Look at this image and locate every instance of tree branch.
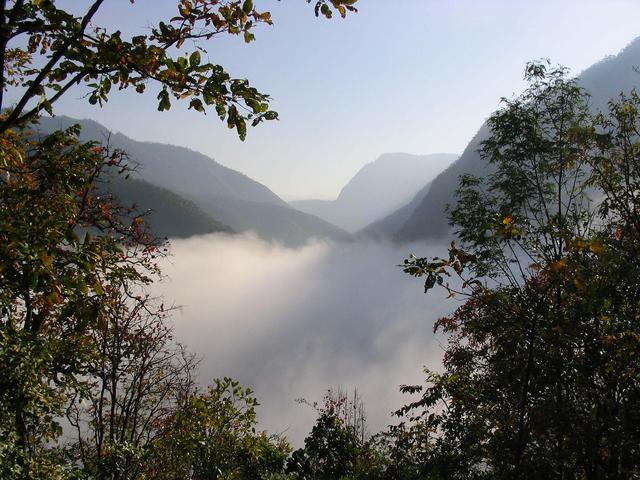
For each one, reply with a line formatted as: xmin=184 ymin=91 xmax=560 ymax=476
xmin=0 ymin=0 xmax=104 ymax=131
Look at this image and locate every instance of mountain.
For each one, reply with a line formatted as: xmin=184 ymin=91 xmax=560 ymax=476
xmin=290 ymin=153 xmax=458 ymax=232
xmin=37 ymin=116 xmax=284 ymax=206
xmin=191 ymin=193 xmax=349 ymax=245
xmin=358 ymin=151 xmax=476 ymax=240
xmin=375 ymin=37 xmax=640 ymax=243
xmin=106 ymin=177 xmax=233 ymax=239
xmin=35 ymin=116 xmax=350 ymax=245
xmin=365 ymin=126 xmax=489 ymax=241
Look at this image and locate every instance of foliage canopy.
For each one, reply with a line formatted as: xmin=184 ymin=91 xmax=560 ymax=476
xmin=401 ymin=62 xmax=640 ymax=479
xmin=0 ymin=0 xmax=357 ymax=138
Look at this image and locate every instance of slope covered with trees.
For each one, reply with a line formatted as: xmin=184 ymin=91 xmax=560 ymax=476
xmin=37 ymin=117 xmax=350 ymax=246
xmin=377 ymin=37 xmax=640 ymax=243
xmin=105 ymin=176 xmax=234 ymax=239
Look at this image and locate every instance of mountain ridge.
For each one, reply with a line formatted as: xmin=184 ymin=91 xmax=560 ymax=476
xmin=35 ymin=116 xmax=350 ymax=246
xmin=375 ymin=37 xmax=640 ymax=243
xmin=291 ymin=152 xmax=458 ymax=232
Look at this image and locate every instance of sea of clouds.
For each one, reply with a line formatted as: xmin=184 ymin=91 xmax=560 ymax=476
xmin=155 ymin=233 xmax=457 ymax=445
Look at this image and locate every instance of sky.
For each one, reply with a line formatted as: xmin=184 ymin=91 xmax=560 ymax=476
xmin=48 ymin=0 xmax=640 ymax=200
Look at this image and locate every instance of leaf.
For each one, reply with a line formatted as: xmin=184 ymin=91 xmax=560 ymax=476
xmin=264 ymin=111 xmax=278 ymax=121
xmin=93 ymin=279 xmax=104 ymax=296
xmin=189 ymin=50 xmax=201 ymax=67
xmin=41 ymin=254 xmax=53 ymax=268
xmin=157 ymin=89 xmax=171 ymax=111
xmin=189 ymin=98 xmax=205 ymax=112
xmin=549 ymin=259 xmax=567 ymax=272
xmin=589 ymin=241 xmax=604 ymax=254
xmin=102 ymin=77 xmax=112 ymax=93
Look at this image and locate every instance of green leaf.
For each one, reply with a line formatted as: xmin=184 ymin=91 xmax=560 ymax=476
xmin=189 ymin=50 xmax=201 ymax=68
xmin=102 ymin=77 xmax=112 ymax=94
xmin=264 ymin=111 xmax=278 ymax=121
xmin=157 ymin=89 xmax=171 ymax=111
xmin=243 ymin=31 xmax=255 ymax=43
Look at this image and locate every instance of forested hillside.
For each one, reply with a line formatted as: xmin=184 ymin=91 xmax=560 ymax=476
xmin=36 ymin=117 xmax=350 ymax=246
xmin=105 ymin=177 xmax=233 ymax=239
xmin=385 ymin=38 xmax=640 ymax=242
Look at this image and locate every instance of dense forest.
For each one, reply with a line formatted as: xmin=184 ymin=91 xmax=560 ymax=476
xmin=1 ymin=1 xmax=640 ymax=479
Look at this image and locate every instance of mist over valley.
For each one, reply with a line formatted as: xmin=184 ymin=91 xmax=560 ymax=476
xmin=157 ymin=233 xmax=451 ymax=444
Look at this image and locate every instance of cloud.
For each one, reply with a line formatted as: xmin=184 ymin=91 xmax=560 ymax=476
xmin=155 ymin=233 xmax=456 ymax=445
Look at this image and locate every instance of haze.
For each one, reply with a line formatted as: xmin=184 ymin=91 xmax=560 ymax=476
xmin=156 ymin=233 xmax=453 ymax=444
xmin=49 ymin=0 xmax=640 ymax=200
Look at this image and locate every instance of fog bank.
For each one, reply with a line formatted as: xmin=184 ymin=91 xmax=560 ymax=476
xmin=156 ymin=233 xmax=455 ymax=444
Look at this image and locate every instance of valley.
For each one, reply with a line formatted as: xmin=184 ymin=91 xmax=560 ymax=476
xmin=4 ymin=2 xmax=640 ymax=476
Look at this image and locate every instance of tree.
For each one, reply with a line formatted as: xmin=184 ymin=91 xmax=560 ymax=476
xmin=0 ymin=2 xmax=359 ymax=477
xmin=0 ymin=0 xmax=357 ymax=138
xmin=66 ymin=291 xmax=198 ymax=480
xmin=0 ymin=126 xmax=163 ymax=478
xmin=287 ymin=389 xmax=383 ymax=480
xmin=157 ymin=377 xmax=291 ymax=480
xmin=400 ymin=63 xmax=640 ymax=478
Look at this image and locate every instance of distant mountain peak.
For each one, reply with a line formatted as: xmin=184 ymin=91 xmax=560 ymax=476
xmin=291 ymin=152 xmax=458 ymax=232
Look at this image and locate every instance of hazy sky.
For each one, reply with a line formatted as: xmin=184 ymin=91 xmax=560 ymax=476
xmin=50 ymin=0 xmax=640 ymax=200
